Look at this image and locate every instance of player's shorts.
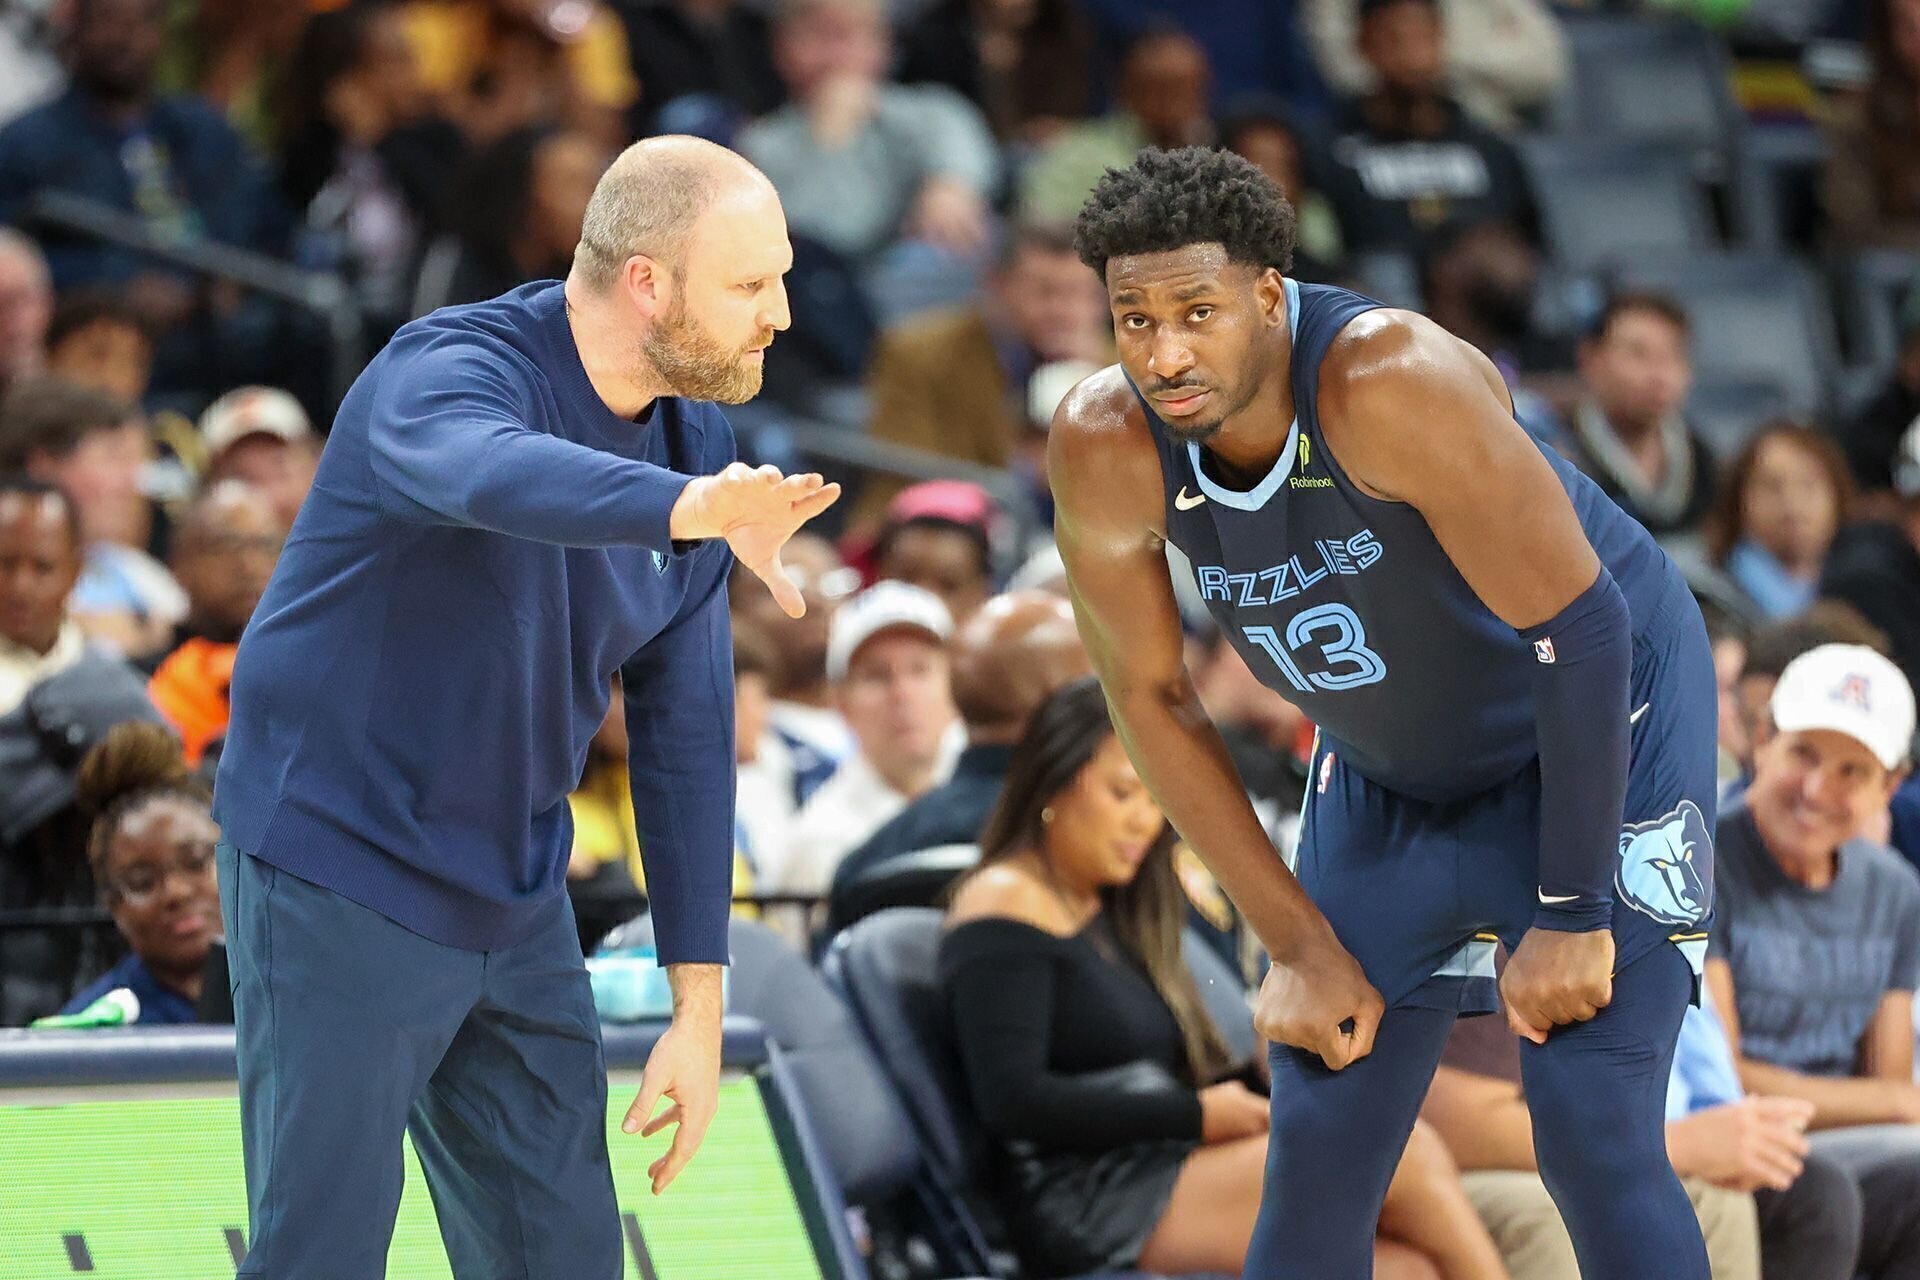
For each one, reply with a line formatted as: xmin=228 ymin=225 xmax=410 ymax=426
xmin=1289 ymin=571 xmax=1716 ymax=1012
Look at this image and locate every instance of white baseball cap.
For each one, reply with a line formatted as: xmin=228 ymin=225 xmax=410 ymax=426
xmin=1770 ymin=643 xmax=1916 ymax=771
xmin=826 ymin=581 xmax=953 ymax=682
xmin=199 ymin=386 xmax=313 ymax=459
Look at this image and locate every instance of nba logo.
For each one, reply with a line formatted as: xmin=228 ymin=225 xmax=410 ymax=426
xmin=1834 ymin=674 xmax=1872 ymax=711
xmin=1317 ymin=751 xmax=1335 ymax=794
xmin=1533 ymin=638 xmax=1556 ymax=664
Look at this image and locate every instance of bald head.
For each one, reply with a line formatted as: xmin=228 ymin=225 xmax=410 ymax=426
xmin=950 ymin=591 xmax=1091 ymax=744
xmin=573 ymin=136 xmax=775 ymax=291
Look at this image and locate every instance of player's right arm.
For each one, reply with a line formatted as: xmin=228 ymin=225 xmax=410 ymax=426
xmin=1048 ymin=371 xmax=1384 ymax=1069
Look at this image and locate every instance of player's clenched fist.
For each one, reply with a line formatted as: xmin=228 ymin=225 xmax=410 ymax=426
xmin=669 ymin=462 xmax=840 ymax=618
xmin=1501 ymin=926 xmax=1614 ymax=1044
xmin=1255 ymin=927 xmax=1386 ymax=1071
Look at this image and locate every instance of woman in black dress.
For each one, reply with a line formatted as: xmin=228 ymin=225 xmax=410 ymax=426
xmin=941 ymin=677 xmax=1507 ymax=1279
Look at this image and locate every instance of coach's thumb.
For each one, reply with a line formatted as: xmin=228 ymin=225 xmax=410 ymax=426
xmin=752 ymin=553 xmax=806 ymax=619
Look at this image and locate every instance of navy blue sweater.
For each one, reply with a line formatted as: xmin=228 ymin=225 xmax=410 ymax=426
xmin=214 ymin=282 xmax=736 ymax=963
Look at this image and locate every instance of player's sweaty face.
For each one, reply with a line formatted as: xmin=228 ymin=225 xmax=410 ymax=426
xmin=1106 ymin=246 xmax=1278 ymax=441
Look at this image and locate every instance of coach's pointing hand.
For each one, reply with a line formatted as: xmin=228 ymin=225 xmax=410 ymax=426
xmin=1501 ymin=926 xmax=1614 ymax=1045
xmin=671 ymin=463 xmax=841 ymax=618
xmin=1255 ymin=924 xmax=1385 ymax=1071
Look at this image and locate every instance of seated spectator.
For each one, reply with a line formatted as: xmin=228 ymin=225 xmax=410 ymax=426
xmin=851 ymin=223 xmax=1108 ymax=527
xmin=740 ymin=0 xmax=998 ymax=265
xmin=1305 ymin=0 xmax=1567 ymax=134
xmin=411 ymin=123 xmax=609 ymax=312
xmin=730 ymin=532 xmax=858 ymax=858
xmin=941 ymin=677 xmax=1506 ymax=1279
xmin=43 ymin=291 xmax=154 ymax=406
xmin=0 ymin=228 xmax=49 ymax=394
xmin=1073 ymin=0 xmax=1327 ymax=118
xmin=869 ymin=481 xmax=1001 ymax=623
xmin=897 ymin=0 xmax=1095 ymax=143
xmin=0 ymin=0 xmax=285 ymax=369
xmin=1824 ymin=0 xmax=1920 ymax=250
xmin=1825 ymin=417 xmax=1920 ymax=690
xmin=198 ymin=385 xmax=321 ymax=530
xmin=0 ymin=475 xmax=85 ymax=717
xmin=1423 ymin=996 xmax=1856 ymax=1279
xmin=1019 ymin=26 xmax=1214 ymax=225
xmin=776 ymin=581 xmax=958 ymax=897
xmin=155 ymin=0 xmax=309 ymax=151
xmin=145 ymin=480 xmax=283 ymax=768
xmin=1837 ymin=286 xmax=1920 ymax=495
xmin=1726 ymin=602 xmax=1893 ymax=797
xmin=399 ymin=0 xmax=636 ymax=148
xmin=277 ymin=0 xmax=465 ymax=334
xmin=831 ymin=589 xmax=1088 ymax=902
xmin=1703 ymin=423 xmax=1857 ymax=621
xmin=1420 ymin=220 xmax=1571 ymax=444
xmin=616 ymin=0 xmax=780 ymax=138
xmin=1318 ymin=0 xmax=1535 ymax=256
xmin=1708 ymin=643 xmax=1920 ymax=1278
xmin=1557 ymin=292 xmax=1716 ymax=536
xmin=57 ymin=720 xmax=219 ymax=1024
xmin=0 ymin=477 xmax=162 ymax=1023
xmin=1222 ymin=97 xmax=1345 ymax=283
xmin=0 ymin=376 xmax=185 ymax=658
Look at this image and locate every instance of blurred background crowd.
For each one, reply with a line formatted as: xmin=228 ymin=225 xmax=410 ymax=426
xmin=3 ymin=0 xmax=1920 ymax=1277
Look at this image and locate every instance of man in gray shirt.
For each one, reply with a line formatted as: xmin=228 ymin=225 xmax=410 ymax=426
xmin=1709 ymin=642 xmax=1920 ymax=1278
xmin=740 ymin=0 xmax=998 ymax=268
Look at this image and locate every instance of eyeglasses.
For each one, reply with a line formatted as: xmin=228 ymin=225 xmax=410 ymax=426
xmin=109 ymin=841 xmax=216 ymax=907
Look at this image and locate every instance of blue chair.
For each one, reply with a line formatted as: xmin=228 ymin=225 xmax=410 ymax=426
xmin=824 ymin=907 xmax=1234 ymax=1280
xmin=1521 ymin=138 xmax=1717 ymax=273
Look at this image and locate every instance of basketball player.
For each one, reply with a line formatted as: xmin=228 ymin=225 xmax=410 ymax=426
xmin=1051 ymin=146 xmax=1717 ymax=1277
xmin=214 ymin=138 xmax=836 ymax=1277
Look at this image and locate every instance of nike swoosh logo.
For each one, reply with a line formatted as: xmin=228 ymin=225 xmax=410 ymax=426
xmin=1538 ymin=891 xmax=1580 ymax=905
xmin=1630 ymin=702 xmax=1650 ymax=725
xmin=1174 ymin=487 xmax=1207 ymax=510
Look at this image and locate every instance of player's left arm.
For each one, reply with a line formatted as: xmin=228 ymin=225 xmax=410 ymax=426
xmin=1321 ymin=314 xmax=1628 ymax=1043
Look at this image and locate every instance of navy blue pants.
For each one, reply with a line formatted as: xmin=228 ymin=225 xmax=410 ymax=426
xmin=216 ymin=842 xmax=624 ymax=1279
xmin=1247 ymin=582 xmax=1718 ymax=1277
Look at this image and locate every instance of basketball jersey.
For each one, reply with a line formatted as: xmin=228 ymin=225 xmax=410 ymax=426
xmin=1140 ymin=279 xmax=1682 ymax=804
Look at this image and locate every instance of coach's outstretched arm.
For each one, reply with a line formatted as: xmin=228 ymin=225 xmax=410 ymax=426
xmin=1049 ymin=373 xmax=1385 ymax=1072
xmin=1318 ymin=312 xmax=1627 ymax=1046
xmin=368 ymin=340 xmax=837 ymax=614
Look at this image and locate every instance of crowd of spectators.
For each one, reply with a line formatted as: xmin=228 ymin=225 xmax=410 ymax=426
xmin=2 ymin=1 xmax=1919 ymax=1278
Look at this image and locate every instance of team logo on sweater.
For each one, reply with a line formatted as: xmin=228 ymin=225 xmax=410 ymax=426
xmin=652 ymin=550 xmax=669 ymax=575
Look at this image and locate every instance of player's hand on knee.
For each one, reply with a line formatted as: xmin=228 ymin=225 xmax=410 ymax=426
xmin=1255 ymin=929 xmax=1385 ymax=1071
xmin=1499 ymin=926 xmax=1615 ymax=1045
xmin=668 ymin=462 xmax=841 ymax=618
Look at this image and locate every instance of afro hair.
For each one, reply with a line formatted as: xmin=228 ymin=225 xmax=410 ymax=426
xmin=1073 ymin=146 xmax=1297 ymax=281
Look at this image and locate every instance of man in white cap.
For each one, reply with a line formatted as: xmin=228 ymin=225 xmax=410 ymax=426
xmin=1706 ymin=643 xmax=1920 ymax=1278
xmin=774 ymin=579 xmax=958 ymax=898
xmin=198 ymin=384 xmax=319 ymax=530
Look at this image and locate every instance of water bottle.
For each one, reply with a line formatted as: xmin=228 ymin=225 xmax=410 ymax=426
xmin=586 ymin=946 xmax=728 ymax=1023
xmin=32 ymin=987 xmax=140 ymax=1029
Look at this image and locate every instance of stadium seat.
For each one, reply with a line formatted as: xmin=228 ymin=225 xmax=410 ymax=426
xmin=1520 ymin=138 xmax=1717 ymax=274
xmin=824 ymin=907 xmax=1235 ymax=1280
xmin=827 ymin=843 xmax=982 ymax=938
xmin=1834 ymin=248 xmax=1920 ymax=375
xmin=597 ymin=914 xmax=919 ymax=1209
xmin=1549 ymin=14 xmax=1741 ymax=161
xmin=1684 ymin=379 xmax=1793 ymax=466
xmin=1609 ymin=251 xmax=1841 ymax=415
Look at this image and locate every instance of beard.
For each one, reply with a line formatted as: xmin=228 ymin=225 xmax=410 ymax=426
xmin=641 ymin=303 xmax=767 ymax=405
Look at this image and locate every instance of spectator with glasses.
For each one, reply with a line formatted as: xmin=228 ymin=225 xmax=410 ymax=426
xmin=55 ymin=719 xmax=220 ymax=1024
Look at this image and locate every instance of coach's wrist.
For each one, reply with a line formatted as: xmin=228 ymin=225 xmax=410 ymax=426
xmin=666 ymin=475 xmax=710 ymax=542
xmin=665 ymin=962 xmax=724 ymax=1026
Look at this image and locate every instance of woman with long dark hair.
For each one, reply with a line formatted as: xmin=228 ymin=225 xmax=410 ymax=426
xmin=941 ymin=677 xmax=1507 ymax=1279
xmin=1701 ymin=422 xmax=1857 ymax=622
